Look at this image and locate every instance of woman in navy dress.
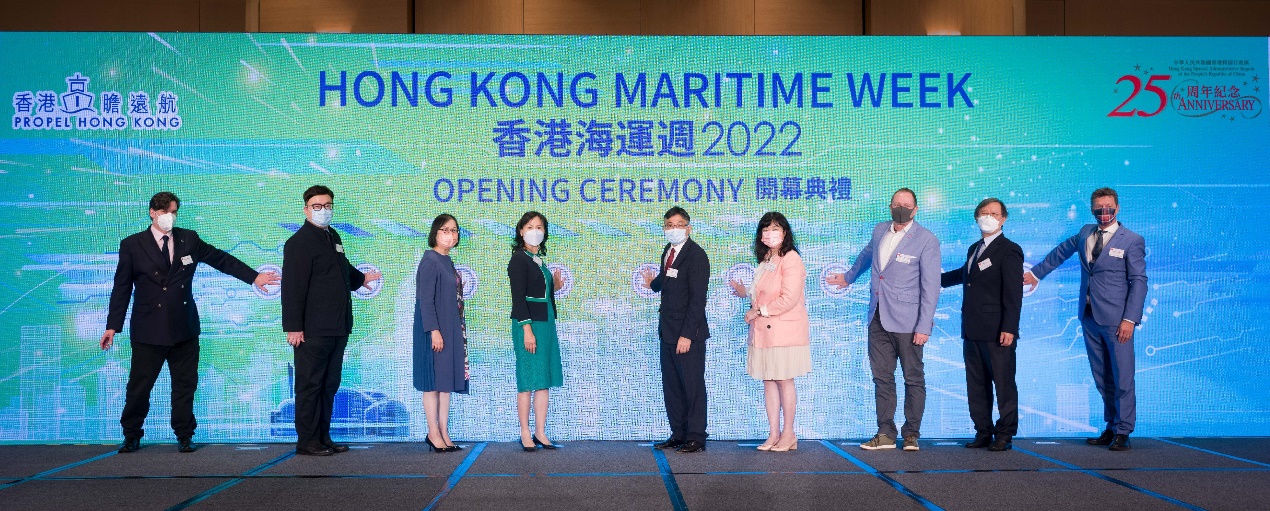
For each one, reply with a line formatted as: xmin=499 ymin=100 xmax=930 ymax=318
xmin=413 ymin=214 xmax=468 ymax=452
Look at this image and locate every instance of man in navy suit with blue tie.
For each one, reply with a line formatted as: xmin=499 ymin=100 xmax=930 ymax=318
xmin=1025 ymin=187 xmax=1147 ymax=451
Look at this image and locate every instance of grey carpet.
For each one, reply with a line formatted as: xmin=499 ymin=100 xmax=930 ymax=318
xmin=187 ymin=478 xmax=447 ymax=511
xmin=439 ymin=475 xmax=670 ymax=511
xmin=0 ymin=444 xmax=116 ymax=479
xmin=660 ymin=440 xmax=861 ymax=474
xmin=1021 ymin=438 xmax=1258 ymax=469
xmin=676 ymin=473 xmax=929 ymax=511
xmin=0 ymin=478 xmax=225 ymax=511
xmin=1096 ymin=469 xmax=1270 ymax=511
xmin=892 ymin=471 xmax=1191 ymax=511
xmin=262 ymin=442 xmax=464 ymax=476
xmin=466 ymin=440 xmax=659 ymax=475
xmin=58 ymin=443 xmax=291 ymax=477
xmin=842 ymin=440 xmax=1062 ymax=472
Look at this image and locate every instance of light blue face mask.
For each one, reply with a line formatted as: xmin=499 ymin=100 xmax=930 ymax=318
xmin=311 ymin=208 xmax=333 ymax=228
xmin=664 ymin=228 xmax=687 ymax=245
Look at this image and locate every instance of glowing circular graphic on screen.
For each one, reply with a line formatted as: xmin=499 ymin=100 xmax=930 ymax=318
xmin=253 ymin=264 xmax=282 ymax=299
xmin=547 ymin=263 xmax=573 ymax=298
xmin=632 ymin=263 xmax=660 ymax=298
xmin=819 ymin=262 xmax=851 ymax=299
xmin=456 ymin=265 xmax=479 ymax=300
xmin=353 ymin=263 xmax=382 ymax=299
xmin=725 ymin=263 xmax=756 ymax=294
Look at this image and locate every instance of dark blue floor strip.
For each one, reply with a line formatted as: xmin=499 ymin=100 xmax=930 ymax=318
xmin=650 ymin=446 xmax=689 ymax=511
xmin=1154 ymin=438 xmax=1270 ymax=468
xmin=164 ymin=451 xmax=294 ymax=511
xmin=1014 ymin=446 xmax=1208 ymax=511
xmin=421 ymin=442 xmax=487 ymax=511
xmin=0 ymin=450 xmax=116 ymax=491
xmin=819 ymin=440 xmax=944 ymax=511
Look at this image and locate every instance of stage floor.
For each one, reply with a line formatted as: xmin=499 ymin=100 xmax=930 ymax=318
xmin=1 ymin=437 xmax=1266 ymax=511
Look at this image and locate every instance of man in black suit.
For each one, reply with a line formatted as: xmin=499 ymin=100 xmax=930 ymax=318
xmin=102 ymin=192 xmax=279 ymax=454
xmin=282 ymin=185 xmax=381 ymax=456
xmin=940 ymin=198 xmax=1024 ymax=451
xmin=642 ymin=206 xmax=711 ymax=453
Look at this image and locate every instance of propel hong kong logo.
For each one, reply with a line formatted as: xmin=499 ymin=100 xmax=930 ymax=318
xmin=11 ymin=73 xmax=182 ymax=131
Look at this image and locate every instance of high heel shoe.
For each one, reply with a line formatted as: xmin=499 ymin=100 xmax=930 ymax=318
xmin=770 ymin=439 xmax=798 ymax=452
xmin=756 ymin=436 xmax=778 ymax=451
xmin=424 ymin=437 xmax=446 ymax=453
xmin=532 ymin=435 xmax=558 ymax=450
xmin=520 ymin=434 xmax=538 ymax=452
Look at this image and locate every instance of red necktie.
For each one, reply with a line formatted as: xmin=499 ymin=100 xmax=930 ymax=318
xmin=665 ymin=248 xmax=677 ymax=268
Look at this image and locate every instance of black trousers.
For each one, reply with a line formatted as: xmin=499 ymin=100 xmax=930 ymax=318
xmin=121 ymin=339 xmax=200 ymax=439
xmin=294 ymin=335 xmax=348 ymax=449
xmin=964 ymin=337 xmax=1018 ymax=438
xmin=658 ymin=326 xmax=708 ymax=443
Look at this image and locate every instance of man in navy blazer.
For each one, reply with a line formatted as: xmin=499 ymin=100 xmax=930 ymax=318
xmin=1025 ymin=187 xmax=1147 ymax=451
xmin=941 ymin=198 xmax=1024 ymax=452
xmin=828 ymin=188 xmax=941 ymax=452
xmin=101 ymin=192 xmax=278 ymax=454
xmin=642 ymin=206 xmax=711 ymax=453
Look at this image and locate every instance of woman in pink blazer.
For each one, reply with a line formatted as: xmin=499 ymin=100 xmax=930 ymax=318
xmin=729 ymin=211 xmax=811 ymax=452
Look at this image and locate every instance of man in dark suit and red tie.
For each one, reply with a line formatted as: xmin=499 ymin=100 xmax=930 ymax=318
xmin=941 ymin=198 xmax=1024 ymax=452
xmin=102 ymin=192 xmax=279 ymax=454
xmin=642 ymin=206 xmax=711 ymax=453
xmin=1025 ymin=187 xmax=1147 ymax=451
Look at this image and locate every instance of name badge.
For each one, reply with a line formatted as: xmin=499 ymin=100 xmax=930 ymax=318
xmin=764 ymin=261 xmax=776 ymax=271
xmin=666 ymin=268 xmax=679 ymax=278
xmin=532 ymin=255 xmax=543 ymax=266
xmin=180 ymin=255 xmax=194 ymax=266
xmin=1108 ymin=248 xmax=1125 ymax=259
xmin=895 ymin=253 xmax=915 ymax=264
xmin=977 ymin=259 xmax=992 ymax=271
xmin=335 ymin=244 xmax=345 ymax=253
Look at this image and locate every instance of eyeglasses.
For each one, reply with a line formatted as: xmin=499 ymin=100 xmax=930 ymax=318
xmin=663 ymin=223 xmax=689 ymax=229
xmin=307 ymin=203 xmax=334 ymax=211
xmin=438 ymin=227 xmax=459 ymax=234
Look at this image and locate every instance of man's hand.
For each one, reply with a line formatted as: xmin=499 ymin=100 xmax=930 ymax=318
xmin=675 ymin=336 xmax=692 ymax=354
xmin=1023 ymin=271 xmax=1039 ymax=292
xmin=254 ymin=271 xmax=280 ymax=292
xmin=825 ymin=273 xmax=850 ymax=290
xmin=286 ymin=331 xmax=304 ymax=347
xmin=431 ymin=330 xmax=444 ymax=352
xmin=100 ymin=329 xmax=116 ymax=350
xmin=641 ymin=268 xmax=657 ymax=289
xmin=999 ymin=332 xmax=1015 ymax=347
xmin=362 ymin=270 xmax=383 ymax=290
xmin=1117 ymin=320 xmax=1135 ymax=344
xmin=913 ymin=333 xmax=929 ymax=346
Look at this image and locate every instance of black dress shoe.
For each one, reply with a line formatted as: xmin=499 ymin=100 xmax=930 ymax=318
xmin=1109 ymin=434 xmax=1131 ymax=451
xmin=118 ymin=438 xmax=141 ymax=453
xmin=1086 ymin=429 xmax=1115 ymax=446
xmin=964 ymin=436 xmax=992 ymax=449
xmin=177 ymin=437 xmax=197 ymax=453
xmin=988 ymin=436 xmax=1013 ymax=452
xmin=295 ymin=445 xmax=334 ymax=456
xmin=533 ymin=435 xmax=558 ymax=450
xmin=653 ymin=438 xmax=685 ymax=450
xmin=322 ymin=440 xmax=349 ymax=453
xmin=675 ymin=440 xmax=706 ymax=453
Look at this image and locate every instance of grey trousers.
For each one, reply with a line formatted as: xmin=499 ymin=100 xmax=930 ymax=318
xmin=868 ymin=312 xmax=926 ymax=439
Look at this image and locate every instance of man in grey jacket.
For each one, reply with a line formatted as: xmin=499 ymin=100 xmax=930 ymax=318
xmin=828 ymin=188 xmax=942 ymax=452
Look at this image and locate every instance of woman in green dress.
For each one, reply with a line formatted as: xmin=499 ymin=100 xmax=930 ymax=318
xmin=507 ymin=211 xmax=565 ymax=451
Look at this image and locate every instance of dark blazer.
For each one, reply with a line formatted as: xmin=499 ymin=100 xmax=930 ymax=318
xmin=941 ymin=234 xmax=1024 ymax=341
xmin=107 ymin=227 xmax=258 ymax=346
xmin=281 ymin=221 xmax=366 ymax=337
xmin=650 ymin=238 xmax=710 ymax=342
xmin=507 ymin=250 xmax=556 ymax=324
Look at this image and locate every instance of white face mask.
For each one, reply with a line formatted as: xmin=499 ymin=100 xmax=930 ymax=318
xmin=522 ymin=228 xmax=545 ymax=247
xmin=976 ymin=215 xmax=1001 ymax=234
xmin=761 ymin=231 xmax=783 ymax=249
xmin=155 ymin=212 xmax=175 ymax=233
xmin=664 ymin=228 xmax=687 ymax=245
xmin=311 ymin=208 xmax=332 ymax=228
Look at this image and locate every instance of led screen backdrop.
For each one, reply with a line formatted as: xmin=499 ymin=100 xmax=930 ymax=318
xmin=1 ymin=33 xmax=1267 ymax=443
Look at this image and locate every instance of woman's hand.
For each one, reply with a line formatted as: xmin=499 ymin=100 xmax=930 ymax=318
xmin=431 ymin=330 xmax=444 ymax=352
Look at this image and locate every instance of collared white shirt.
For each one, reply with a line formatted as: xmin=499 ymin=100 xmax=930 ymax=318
xmin=150 ymin=225 xmax=173 ymax=264
xmin=1085 ymin=222 xmax=1119 ymax=263
xmin=666 ymin=239 xmax=687 ymax=267
xmin=878 ymin=222 xmax=912 ymax=272
xmin=966 ymin=230 xmax=1003 ymax=270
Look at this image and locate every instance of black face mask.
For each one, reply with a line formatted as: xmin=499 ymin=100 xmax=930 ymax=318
xmin=1093 ymin=207 xmax=1116 ymax=226
xmin=891 ymin=206 xmax=914 ymax=224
